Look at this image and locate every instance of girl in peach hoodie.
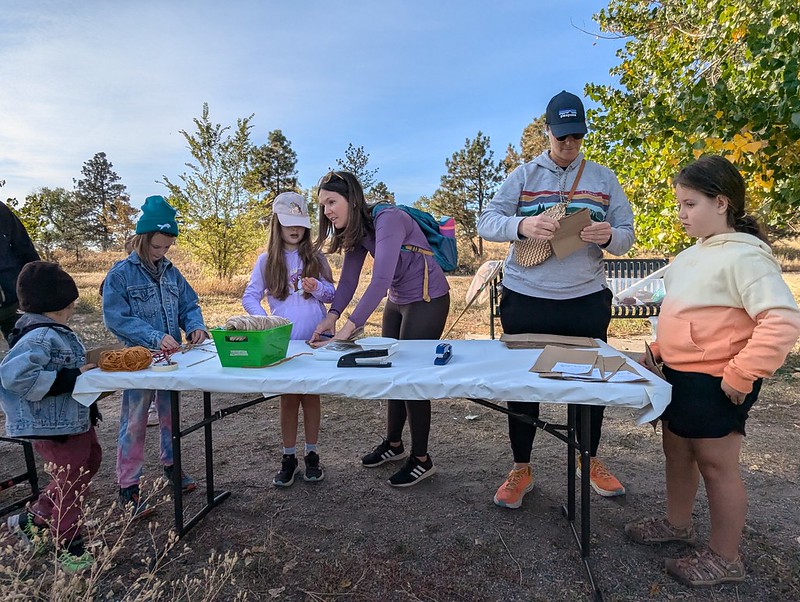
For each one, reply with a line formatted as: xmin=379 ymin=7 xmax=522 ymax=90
xmin=625 ymin=155 xmax=800 ymax=587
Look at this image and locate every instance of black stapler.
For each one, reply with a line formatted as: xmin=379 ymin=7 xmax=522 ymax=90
xmin=337 ymin=348 xmax=392 ymax=368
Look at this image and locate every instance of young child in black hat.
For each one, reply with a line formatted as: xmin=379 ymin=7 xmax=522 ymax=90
xmin=0 ymin=261 xmax=101 ymax=573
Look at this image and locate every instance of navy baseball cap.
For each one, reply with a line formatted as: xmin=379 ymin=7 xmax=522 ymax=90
xmin=545 ymin=91 xmax=588 ymax=138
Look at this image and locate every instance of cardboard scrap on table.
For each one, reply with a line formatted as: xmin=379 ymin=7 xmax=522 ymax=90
xmin=500 ymin=333 xmax=598 ymax=349
xmin=551 ymin=208 xmax=592 ymax=259
xmin=530 ymin=345 xmax=647 ymax=383
xmin=643 ymin=342 xmax=665 ymax=379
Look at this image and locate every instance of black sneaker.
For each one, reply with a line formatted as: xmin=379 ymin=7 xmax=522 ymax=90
xmin=118 ymin=484 xmax=154 ymax=520
xmin=273 ymin=454 xmax=299 ymax=487
xmin=303 ymin=451 xmax=325 ymax=482
xmin=388 ymin=455 xmax=437 ymax=487
xmin=361 ymin=439 xmax=409 ymax=467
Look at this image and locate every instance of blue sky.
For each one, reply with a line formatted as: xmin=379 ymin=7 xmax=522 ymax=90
xmin=0 ymin=1 xmax=623 ymax=209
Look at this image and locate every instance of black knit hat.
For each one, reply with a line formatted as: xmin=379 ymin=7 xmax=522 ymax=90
xmin=17 ymin=261 xmax=79 ymax=313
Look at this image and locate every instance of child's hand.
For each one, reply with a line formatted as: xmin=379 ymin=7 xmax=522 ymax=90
xmin=188 ymin=329 xmax=208 ymax=344
xmin=160 ymin=334 xmax=180 ymax=352
xmin=721 ymin=381 xmax=746 ymax=405
xmin=301 ymin=277 xmax=319 ymax=293
xmin=80 ymin=363 xmax=97 ymax=373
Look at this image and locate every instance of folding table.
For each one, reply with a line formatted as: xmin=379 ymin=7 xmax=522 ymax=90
xmin=74 ymin=339 xmax=670 ymax=602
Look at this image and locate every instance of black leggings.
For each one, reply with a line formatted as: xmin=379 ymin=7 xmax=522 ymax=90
xmin=499 ymin=286 xmax=613 ymax=461
xmin=382 ymin=293 xmax=450 ymax=457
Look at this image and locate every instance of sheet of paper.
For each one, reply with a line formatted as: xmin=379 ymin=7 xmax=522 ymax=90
xmin=551 ymin=208 xmax=591 ymax=259
xmin=551 ymin=361 xmax=594 ymax=375
xmin=607 ymin=370 xmax=647 ymax=383
xmin=530 ymin=346 xmax=600 ymax=374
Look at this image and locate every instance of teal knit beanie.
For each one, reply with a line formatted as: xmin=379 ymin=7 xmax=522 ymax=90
xmin=136 ymin=196 xmax=179 ymax=236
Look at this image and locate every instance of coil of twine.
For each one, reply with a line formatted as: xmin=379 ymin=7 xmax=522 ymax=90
xmin=98 ymin=346 xmax=153 ymax=371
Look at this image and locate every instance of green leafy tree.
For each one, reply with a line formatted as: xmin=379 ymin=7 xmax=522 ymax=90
xmin=431 ymin=132 xmax=503 ymax=257
xmin=587 ymin=0 xmax=800 ymax=252
xmin=503 ymin=115 xmax=549 ymax=174
xmin=74 ymin=152 xmax=132 ymax=251
xmin=16 ymin=188 xmax=87 ymax=260
xmin=163 ymin=103 xmax=263 ymax=280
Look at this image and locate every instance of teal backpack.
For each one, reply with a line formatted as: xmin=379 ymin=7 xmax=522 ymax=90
xmin=371 ymin=204 xmax=458 ymax=273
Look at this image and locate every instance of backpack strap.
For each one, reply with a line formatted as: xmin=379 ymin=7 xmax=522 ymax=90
xmin=399 ymin=245 xmax=433 ymax=302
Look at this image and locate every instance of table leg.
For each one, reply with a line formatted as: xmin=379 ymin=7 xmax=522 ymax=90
xmin=566 ymin=405 xmax=576 ymax=522
xmin=170 ymin=390 xmax=184 ymax=534
xmin=204 ymin=392 xmax=215 ymax=505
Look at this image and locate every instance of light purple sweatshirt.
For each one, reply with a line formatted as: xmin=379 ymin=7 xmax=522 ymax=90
xmin=242 ymin=249 xmax=335 ymax=341
xmin=331 ymin=207 xmax=450 ymax=327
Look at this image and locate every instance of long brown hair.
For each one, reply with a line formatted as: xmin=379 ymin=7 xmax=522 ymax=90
xmin=673 ymin=155 xmax=769 ymax=245
xmin=314 ymin=170 xmax=373 ymax=254
xmin=265 ymin=215 xmax=333 ymax=301
xmin=130 ymin=232 xmax=177 ymax=271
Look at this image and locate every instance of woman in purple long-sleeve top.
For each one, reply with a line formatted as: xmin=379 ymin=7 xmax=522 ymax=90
xmin=310 ymin=171 xmax=450 ymax=487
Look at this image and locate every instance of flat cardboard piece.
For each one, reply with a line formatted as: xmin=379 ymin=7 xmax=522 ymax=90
xmin=530 ymin=345 xmax=647 ymax=382
xmin=86 ymin=343 xmax=123 ymax=365
xmin=500 ymin=333 xmax=598 ymax=349
xmin=643 ymin=342 xmax=666 ymax=379
xmin=551 ymin=208 xmax=591 ymax=259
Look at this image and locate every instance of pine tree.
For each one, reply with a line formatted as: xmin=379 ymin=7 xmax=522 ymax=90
xmin=74 ymin=152 xmax=131 ymax=251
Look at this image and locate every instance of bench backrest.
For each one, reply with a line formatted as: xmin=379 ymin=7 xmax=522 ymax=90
xmin=604 ymin=258 xmax=668 ymax=280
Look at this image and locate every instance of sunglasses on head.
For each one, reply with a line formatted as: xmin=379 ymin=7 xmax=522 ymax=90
xmin=319 ymin=171 xmax=346 ymax=186
xmin=555 ymin=133 xmax=585 ymax=142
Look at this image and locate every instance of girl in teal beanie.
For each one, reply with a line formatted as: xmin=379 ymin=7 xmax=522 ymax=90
xmin=103 ymin=196 xmax=208 ymax=518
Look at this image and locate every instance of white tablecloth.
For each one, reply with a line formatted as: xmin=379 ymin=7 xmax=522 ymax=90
xmin=74 ymin=340 xmax=671 ymax=423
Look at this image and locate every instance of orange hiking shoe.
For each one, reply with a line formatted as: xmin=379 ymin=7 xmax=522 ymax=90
xmin=493 ymin=465 xmax=533 ymax=509
xmin=577 ymin=457 xmax=625 ymax=497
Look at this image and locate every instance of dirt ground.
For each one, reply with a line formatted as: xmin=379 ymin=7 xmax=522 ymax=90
xmin=2 ymin=317 xmax=800 ymax=601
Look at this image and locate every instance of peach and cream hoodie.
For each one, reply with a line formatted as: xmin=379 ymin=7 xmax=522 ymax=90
xmin=651 ymin=232 xmax=800 ymax=393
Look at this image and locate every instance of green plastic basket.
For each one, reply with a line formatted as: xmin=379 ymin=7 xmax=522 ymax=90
xmin=211 ymin=323 xmax=293 ymax=368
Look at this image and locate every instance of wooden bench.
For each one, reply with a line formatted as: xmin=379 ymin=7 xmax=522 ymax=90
xmin=488 ymin=258 xmax=669 ymax=339
xmin=0 ymin=436 xmax=40 ymax=517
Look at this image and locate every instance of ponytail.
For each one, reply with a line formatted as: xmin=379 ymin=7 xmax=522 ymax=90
xmin=733 ymin=214 xmax=770 ymax=246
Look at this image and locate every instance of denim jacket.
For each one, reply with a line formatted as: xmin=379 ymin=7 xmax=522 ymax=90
xmin=0 ymin=313 xmax=89 ymax=437
xmin=102 ymin=252 xmax=206 ymax=349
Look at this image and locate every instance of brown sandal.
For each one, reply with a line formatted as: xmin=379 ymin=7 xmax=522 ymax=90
xmin=624 ymin=516 xmax=696 ymax=545
xmin=665 ymin=547 xmax=745 ymax=587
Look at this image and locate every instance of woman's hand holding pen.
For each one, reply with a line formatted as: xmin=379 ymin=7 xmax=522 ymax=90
xmin=309 ymin=313 xmax=338 ymax=348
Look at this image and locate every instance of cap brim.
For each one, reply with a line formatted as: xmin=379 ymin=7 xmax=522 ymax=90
xmin=276 ymin=214 xmax=311 ymax=228
xmin=549 ymin=122 xmax=588 ymax=138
